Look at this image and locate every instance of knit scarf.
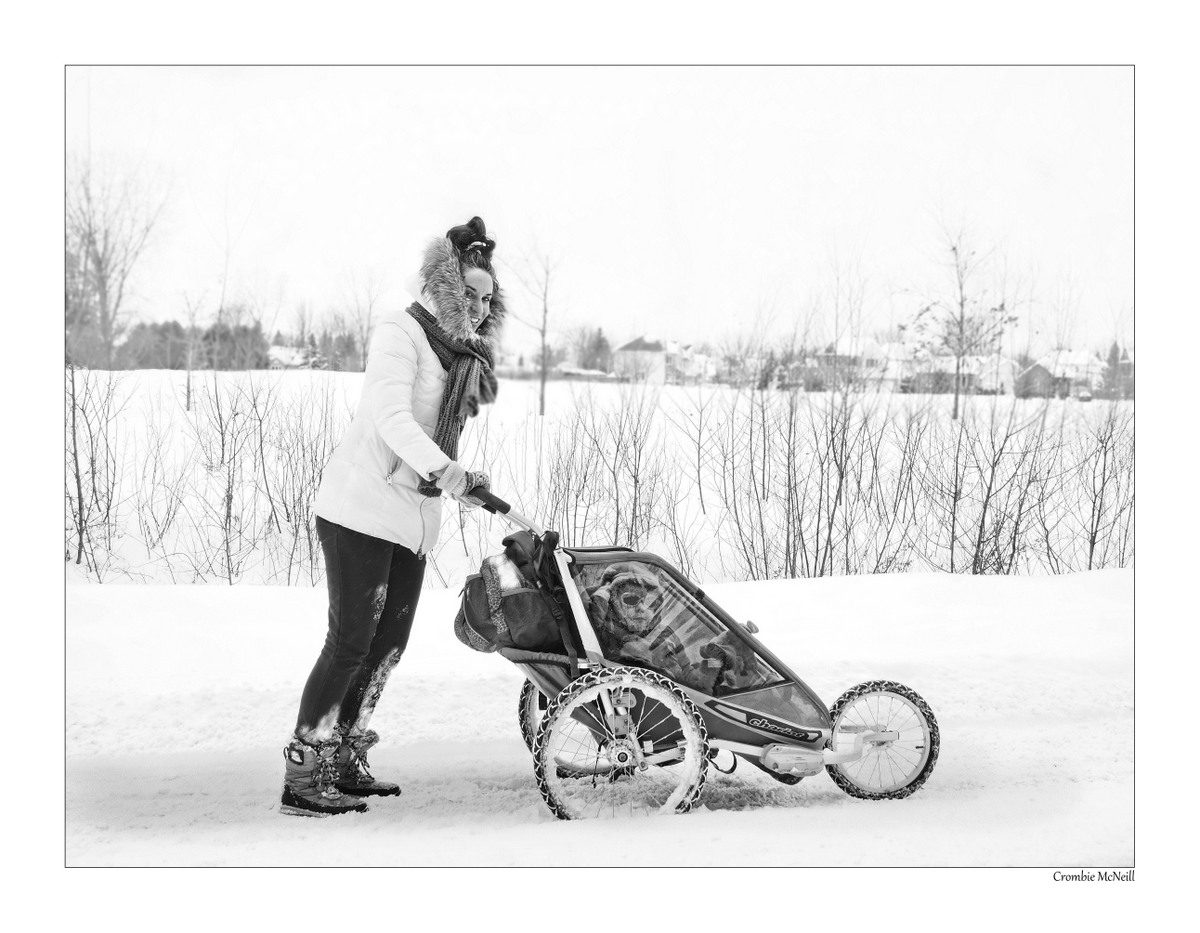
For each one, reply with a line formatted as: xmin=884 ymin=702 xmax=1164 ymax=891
xmin=405 ymin=302 xmax=499 ymax=497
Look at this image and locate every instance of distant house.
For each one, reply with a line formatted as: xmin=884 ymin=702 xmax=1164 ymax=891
xmin=973 ymin=354 xmax=1018 ymax=395
xmin=1040 ymin=349 xmax=1106 ymax=393
xmin=612 ymin=336 xmax=717 ymax=385
xmin=784 ymin=343 xmax=881 ymax=391
xmin=871 ymin=342 xmax=941 ymax=393
xmin=613 ymin=336 xmax=665 ymax=383
xmin=1015 ymin=362 xmax=1055 ymax=398
xmin=663 ymin=340 xmax=716 ymax=384
xmin=268 ymin=346 xmax=307 ymax=370
xmin=906 ymin=354 xmax=980 ymax=395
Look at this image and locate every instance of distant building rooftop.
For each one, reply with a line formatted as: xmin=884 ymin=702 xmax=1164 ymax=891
xmin=616 ymin=336 xmax=665 ymax=353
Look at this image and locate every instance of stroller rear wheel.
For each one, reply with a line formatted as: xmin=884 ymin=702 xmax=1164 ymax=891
xmin=521 ymin=678 xmax=633 ymax=779
xmin=518 ymin=679 xmax=546 ymax=754
xmin=532 ymin=666 xmax=709 ymax=820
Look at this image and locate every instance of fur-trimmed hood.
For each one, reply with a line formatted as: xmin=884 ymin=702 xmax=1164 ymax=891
xmin=407 ymin=235 xmax=507 ymax=345
xmin=588 ymin=562 xmax=665 ymax=636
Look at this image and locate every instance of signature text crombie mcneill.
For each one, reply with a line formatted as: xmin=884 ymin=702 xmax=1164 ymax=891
xmin=1052 ymin=870 xmax=1134 ymax=882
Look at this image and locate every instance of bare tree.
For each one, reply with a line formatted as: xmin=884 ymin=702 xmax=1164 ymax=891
xmin=293 ymin=302 xmax=314 ymax=351
xmin=564 ymin=323 xmax=593 ymax=370
xmin=503 ymin=248 xmax=562 ymax=416
xmin=716 ymin=302 xmax=776 ymax=387
xmin=66 ymin=156 xmax=166 ymax=368
xmin=65 ymin=229 xmax=97 ymax=364
xmin=1048 ymin=274 xmax=1081 ymax=353
xmin=822 ymin=253 xmax=870 ymax=392
xmin=342 ymin=269 xmax=382 ymax=370
xmin=911 ymin=228 xmax=1017 ymax=420
xmin=181 ymin=291 xmax=207 ymax=411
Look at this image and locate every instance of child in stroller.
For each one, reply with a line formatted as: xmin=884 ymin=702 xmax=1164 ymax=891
xmin=585 ymin=562 xmax=763 ymax=695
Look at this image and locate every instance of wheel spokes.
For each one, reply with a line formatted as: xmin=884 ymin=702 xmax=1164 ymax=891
xmin=541 ymin=676 xmax=704 ymax=818
xmin=834 ymin=692 xmax=931 ymax=793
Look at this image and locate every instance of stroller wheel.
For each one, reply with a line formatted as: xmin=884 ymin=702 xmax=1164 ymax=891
xmin=532 ymin=666 xmax=709 ymax=820
xmin=521 ymin=679 xmax=612 ymax=778
xmin=517 ymin=679 xmax=547 ymax=754
xmin=825 ymin=680 xmax=939 ymax=800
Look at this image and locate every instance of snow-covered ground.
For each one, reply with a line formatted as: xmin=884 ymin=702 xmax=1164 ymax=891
xmin=67 ymin=568 xmax=1132 ymax=866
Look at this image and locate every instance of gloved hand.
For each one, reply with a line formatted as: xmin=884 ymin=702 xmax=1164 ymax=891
xmin=458 ymin=471 xmax=490 ymax=510
xmin=432 ymin=462 xmax=490 ymax=508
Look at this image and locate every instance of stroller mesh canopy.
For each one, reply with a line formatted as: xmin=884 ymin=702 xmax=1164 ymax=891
xmin=572 ymin=559 xmax=777 ymax=696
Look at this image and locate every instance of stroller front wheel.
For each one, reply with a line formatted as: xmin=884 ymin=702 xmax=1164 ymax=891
xmin=825 ymin=680 xmax=939 ymax=800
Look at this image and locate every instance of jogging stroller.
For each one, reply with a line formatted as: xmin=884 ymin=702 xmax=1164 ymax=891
xmin=454 ymin=487 xmax=940 ymax=820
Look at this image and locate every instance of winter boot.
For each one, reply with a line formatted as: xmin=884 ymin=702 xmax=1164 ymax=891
xmin=334 ymin=729 xmax=401 ymax=797
xmin=280 ymin=737 xmax=370 ymax=817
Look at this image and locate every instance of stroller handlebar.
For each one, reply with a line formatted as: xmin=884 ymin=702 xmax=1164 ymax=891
xmin=468 ymin=485 xmax=510 ymax=515
xmin=467 ymin=485 xmax=545 ymax=536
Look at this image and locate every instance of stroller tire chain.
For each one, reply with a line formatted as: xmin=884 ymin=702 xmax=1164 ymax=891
xmin=825 ymin=680 xmax=940 ymax=800
xmin=517 ymin=677 xmax=545 ymax=755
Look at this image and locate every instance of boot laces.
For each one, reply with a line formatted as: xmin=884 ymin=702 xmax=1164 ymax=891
xmin=348 ymin=743 xmax=374 ymax=781
xmin=315 ymin=746 xmax=345 ymax=798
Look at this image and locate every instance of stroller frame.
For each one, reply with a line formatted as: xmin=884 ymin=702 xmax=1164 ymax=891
xmin=483 ymin=496 xmax=896 ymax=780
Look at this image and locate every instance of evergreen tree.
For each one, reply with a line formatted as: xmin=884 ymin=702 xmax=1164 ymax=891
xmin=304 ymin=333 xmax=327 ymax=370
xmin=334 ymin=332 xmax=360 ymax=371
xmin=1102 ymin=341 xmax=1122 ymax=398
xmin=318 ymin=329 xmax=336 ymax=370
xmin=590 ymin=328 xmax=613 ymax=371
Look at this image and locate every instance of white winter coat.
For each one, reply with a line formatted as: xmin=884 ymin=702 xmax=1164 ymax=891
xmin=313 ymin=303 xmax=453 ymax=556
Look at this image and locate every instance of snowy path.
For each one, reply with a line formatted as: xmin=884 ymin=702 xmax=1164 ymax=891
xmin=66 ymin=570 xmax=1133 ymax=866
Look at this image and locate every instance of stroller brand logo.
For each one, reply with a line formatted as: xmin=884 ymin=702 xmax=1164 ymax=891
xmin=707 ymin=701 xmax=822 ymax=744
xmin=746 ymin=716 xmax=822 ymax=743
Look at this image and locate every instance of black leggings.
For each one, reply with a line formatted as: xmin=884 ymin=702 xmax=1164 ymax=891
xmin=294 ymin=516 xmax=427 ymax=742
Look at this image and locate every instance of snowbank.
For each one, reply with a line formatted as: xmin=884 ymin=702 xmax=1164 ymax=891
xmin=66 ymin=568 xmax=1132 ymax=866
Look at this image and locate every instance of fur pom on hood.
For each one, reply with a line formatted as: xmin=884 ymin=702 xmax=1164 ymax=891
xmin=409 ymin=232 xmax=507 ymax=345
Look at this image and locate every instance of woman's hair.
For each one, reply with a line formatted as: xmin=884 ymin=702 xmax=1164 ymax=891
xmin=446 ymin=216 xmax=498 ymax=281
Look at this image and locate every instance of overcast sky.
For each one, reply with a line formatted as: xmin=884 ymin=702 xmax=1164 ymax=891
xmin=65 ymin=66 xmax=1133 ymax=357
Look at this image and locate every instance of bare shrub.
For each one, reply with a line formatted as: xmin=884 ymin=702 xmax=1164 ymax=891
xmin=186 ymin=374 xmax=264 ymax=583
xmin=1068 ymin=402 xmax=1135 ymax=571
xmin=578 ymin=384 xmax=665 ymax=549
xmin=265 ymin=377 xmax=343 ymax=585
xmin=131 ymin=398 xmax=192 ymax=576
xmin=64 ymin=366 xmax=129 ymax=580
xmin=65 ymin=369 xmax=1134 ymax=585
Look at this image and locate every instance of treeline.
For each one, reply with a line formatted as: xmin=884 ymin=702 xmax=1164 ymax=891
xmin=69 ymin=308 xmax=369 ymax=373
xmin=66 ymin=156 xmax=381 ymax=373
xmin=568 ymin=327 xmax=614 ymax=372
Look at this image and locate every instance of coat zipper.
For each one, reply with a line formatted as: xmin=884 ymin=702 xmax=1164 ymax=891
xmin=386 ymin=465 xmax=429 ymax=558
xmin=416 ymin=497 xmax=430 ymax=557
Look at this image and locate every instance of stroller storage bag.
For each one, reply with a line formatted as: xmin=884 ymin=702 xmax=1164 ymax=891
xmin=454 ymin=552 xmax=563 ymax=653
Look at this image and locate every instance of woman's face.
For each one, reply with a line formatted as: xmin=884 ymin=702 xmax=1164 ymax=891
xmin=463 ymin=267 xmax=494 ymax=331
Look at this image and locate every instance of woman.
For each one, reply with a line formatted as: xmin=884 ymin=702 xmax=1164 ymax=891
xmin=280 ymin=217 xmax=505 ymax=817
